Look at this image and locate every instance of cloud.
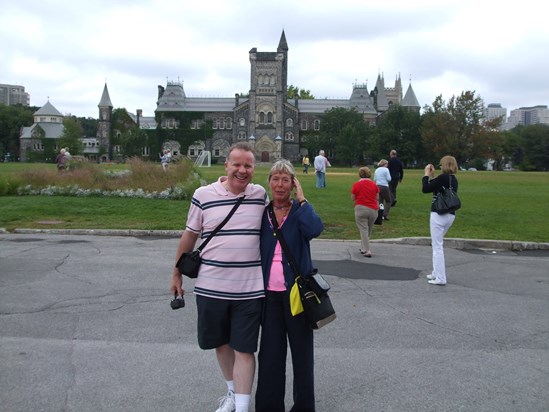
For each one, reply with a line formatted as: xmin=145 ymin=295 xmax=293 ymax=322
xmin=1 ymin=0 xmax=547 ymax=117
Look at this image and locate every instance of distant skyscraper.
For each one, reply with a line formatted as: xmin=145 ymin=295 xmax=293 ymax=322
xmin=0 ymin=83 xmax=30 ymax=106
xmin=506 ymin=105 xmax=549 ymax=129
xmin=484 ymin=103 xmax=507 ymax=129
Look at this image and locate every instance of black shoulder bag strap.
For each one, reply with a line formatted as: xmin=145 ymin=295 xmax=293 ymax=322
xmin=197 ymin=195 xmax=245 ymax=253
xmin=268 ymin=202 xmax=301 ymax=280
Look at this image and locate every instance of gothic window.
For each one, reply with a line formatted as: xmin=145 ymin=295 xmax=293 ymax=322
xmin=114 ymin=145 xmax=121 ymax=153
xmin=286 ymin=118 xmax=293 ymax=127
xmin=285 ymin=132 xmax=294 ymax=141
xmin=219 ymin=118 xmax=225 ymax=129
xmin=267 ymin=112 xmax=273 ymax=124
xmin=259 ymin=112 xmax=265 ymax=124
xmin=270 ymin=75 xmax=275 ymax=85
xmin=238 ymin=132 xmax=246 ymax=140
xmin=142 ymin=146 xmax=150 ymax=156
xmin=301 ymin=120 xmax=308 ymax=130
xmin=213 ymin=118 xmax=219 ymax=129
xmin=213 ymin=148 xmax=220 ymax=157
xmin=226 ymin=118 xmax=232 ymax=129
xmin=239 ymin=118 xmax=245 ymax=127
xmin=314 ymin=119 xmax=320 ymax=131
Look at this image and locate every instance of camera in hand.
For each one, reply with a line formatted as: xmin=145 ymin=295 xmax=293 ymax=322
xmin=170 ymin=293 xmax=185 ymax=310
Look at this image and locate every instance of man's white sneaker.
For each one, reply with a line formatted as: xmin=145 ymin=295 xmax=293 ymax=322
xmin=426 ymin=274 xmax=436 ymax=280
xmin=428 ymin=279 xmax=446 ymax=286
xmin=215 ymin=390 xmax=235 ymax=412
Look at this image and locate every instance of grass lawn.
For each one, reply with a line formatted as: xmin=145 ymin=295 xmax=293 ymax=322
xmin=1 ymin=163 xmax=548 ymax=243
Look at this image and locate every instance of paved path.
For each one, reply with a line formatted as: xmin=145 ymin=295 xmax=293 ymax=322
xmin=1 ymin=232 xmax=548 ymax=411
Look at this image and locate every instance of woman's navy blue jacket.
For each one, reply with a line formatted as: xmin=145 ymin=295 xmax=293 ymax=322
xmin=260 ymin=200 xmax=324 ymax=290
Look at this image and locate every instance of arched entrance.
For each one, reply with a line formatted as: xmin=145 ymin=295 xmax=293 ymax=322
xmin=261 ymin=151 xmax=270 ymax=162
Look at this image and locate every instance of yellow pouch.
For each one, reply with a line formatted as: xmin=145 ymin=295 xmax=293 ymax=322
xmin=290 ymin=277 xmax=304 ymax=316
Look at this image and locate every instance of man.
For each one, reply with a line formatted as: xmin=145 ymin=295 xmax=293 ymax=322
xmin=313 ymin=150 xmax=330 ymax=188
xmin=170 ymin=142 xmax=268 ymax=412
xmin=388 ymin=149 xmax=404 ymax=206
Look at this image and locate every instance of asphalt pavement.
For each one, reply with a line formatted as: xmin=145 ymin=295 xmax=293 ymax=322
xmin=1 ymin=231 xmax=548 ymax=411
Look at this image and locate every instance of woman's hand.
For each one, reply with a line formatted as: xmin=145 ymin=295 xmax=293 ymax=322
xmin=293 ymin=177 xmax=306 ymax=203
xmin=424 ymin=164 xmax=435 ymax=178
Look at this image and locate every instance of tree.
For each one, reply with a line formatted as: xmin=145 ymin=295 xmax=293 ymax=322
xmin=421 ymin=91 xmax=500 ymax=165
xmin=288 ymin=85 xmax=314 ymax=100
xmin=58 ymin=117 xmax=84 ymax=156
xmin=501 ymin=129 xmax=523 ymax=167
xmin=79 ymin=117 xmax=97 ymax=138
xmin=520 ymin=124 xmax=549 ymax=171
xmin=371 ymin=105 xmax=423 ymax=166
xmin=0 ymin=104 xmax=36 ymax=160
xmin=315 ymin=107 xmax=370 ymax=165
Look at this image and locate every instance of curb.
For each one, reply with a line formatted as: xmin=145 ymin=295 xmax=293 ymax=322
xmin=2 ymin=228 xmax=548 ymax=251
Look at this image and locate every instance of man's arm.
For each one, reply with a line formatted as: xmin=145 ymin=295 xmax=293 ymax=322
xmin=170 ymin=230 xmax=199 ymax=296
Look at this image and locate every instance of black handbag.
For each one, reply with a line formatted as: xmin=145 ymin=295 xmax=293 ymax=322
xmin=434 ymin=175 xmax=461 ymax=215
xmin=268 ymin=204 xmax=336 ymax=330
xmin=374 ymin=203 xmax=384 ymax=225
xmin=176 ymin=196 xmax=245 ymax=278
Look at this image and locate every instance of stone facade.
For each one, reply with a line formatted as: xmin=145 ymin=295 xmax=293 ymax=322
xmin=155 ymin=31 xmax=420 ymax=163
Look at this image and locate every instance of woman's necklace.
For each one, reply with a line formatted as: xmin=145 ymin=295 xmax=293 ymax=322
xmin=273 ymin=201 xmax=291 ymax=211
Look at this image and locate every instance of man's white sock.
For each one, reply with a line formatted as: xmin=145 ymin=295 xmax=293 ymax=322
xmin=234 ymin=393 xmax=250 ymax=412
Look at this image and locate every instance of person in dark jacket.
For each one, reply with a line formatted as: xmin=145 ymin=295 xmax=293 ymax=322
xmin=255 ymin=159 xmax=324 ymax=412
xmin=388 ymin=149 xmax=404 ymax=206
xmin=422 ymin=155 xmax=459 ymax=286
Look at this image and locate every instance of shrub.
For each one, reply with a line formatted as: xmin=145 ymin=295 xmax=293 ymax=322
xmin=4 ymin=158 xmax=202 ymax=200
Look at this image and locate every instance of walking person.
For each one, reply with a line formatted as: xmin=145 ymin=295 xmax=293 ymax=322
xmin=160 ymin=149 xmax=170 ymax=171
xmin=388 ymin=149 xmax=404 ymax=206
xmin=302 ymin=155 xmax=310 ymax=174
xmin=351 ymin=166 xmax=380 ymax=258
xmin=170 ymin=142 xmax=268 ymax=412
xmin=422 ymin=155 xmax=459 ymax=286
xmin=55 ymin=148 xmax=68 ymax=172
xmin=374 ymin=159 xmax=393 ymax=220
xmin=313 ymin=150 xmax=330 ymax=188
xmin=255 ymin=159 xmax=323 ymax=412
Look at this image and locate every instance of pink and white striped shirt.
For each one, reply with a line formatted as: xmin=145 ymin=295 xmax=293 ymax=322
xmin=185 ymin=177 xmax=268 ymax=300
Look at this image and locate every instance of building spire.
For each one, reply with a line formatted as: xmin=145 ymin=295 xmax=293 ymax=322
xmin=278 ymin=30 xmax=288 ymax=51
xmin=98 ymin=83 xmax=113 ymax=108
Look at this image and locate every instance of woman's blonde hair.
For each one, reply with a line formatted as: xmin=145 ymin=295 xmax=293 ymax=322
xmin=358 ymin=166 xmax=371 ymax=178
xmin=378 ymin=159 xmax=388 ymax=167
xmin=440 ymin=155 xmax=458 ymax=174
xmin=268 ymin=159 xmax=296 ymax=180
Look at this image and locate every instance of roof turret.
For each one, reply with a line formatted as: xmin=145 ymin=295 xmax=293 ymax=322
xmin=34 ymin=100 xmax=63 ymax=117
xmin=402 ymin=83 xmax=420 ymax=108
xmin=98 ymin=83 xmax=113 ymax=108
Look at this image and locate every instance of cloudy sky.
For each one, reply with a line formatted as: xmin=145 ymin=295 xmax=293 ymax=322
xmin=1 ymin=0 xmax=547 ymax=119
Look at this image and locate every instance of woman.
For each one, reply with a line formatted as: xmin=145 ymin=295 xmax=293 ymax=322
xmin=351 ymin=166 xmax=380 ymax=258
xmin=374 ymin=159 xmax=393 ymax=220
xmin=422 ymin=155 xmax=459 ymax=286
xmin=255 ymin=159 xmax=324 ymax=412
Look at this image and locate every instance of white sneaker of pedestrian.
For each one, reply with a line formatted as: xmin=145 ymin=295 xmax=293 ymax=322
xmin=215 ymin=390 xmax=235 ymax=412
